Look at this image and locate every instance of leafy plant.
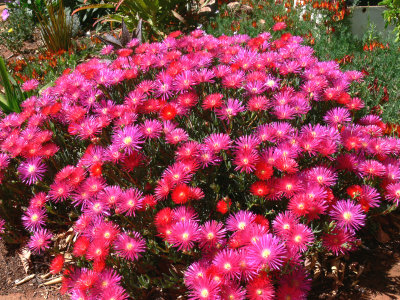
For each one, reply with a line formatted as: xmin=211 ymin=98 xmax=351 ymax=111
xmin=0 ymin=6 xmax=35 ymax=53
xmin=0 ymin=57 xmax=24 ymax=113
xmin=72 ymin=0 xmax=214 ymax=40
xmin=379 ymin=0 xmax=400 ymax=41
xmin=36 ymin=0 xmax=74 ymax=52
xmin=97 ymin=19 xmax=142 ymax=49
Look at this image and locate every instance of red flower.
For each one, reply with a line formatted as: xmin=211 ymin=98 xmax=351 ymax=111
xmin=171 ymin=183 xmax=191 ymax=204
xmin=160 ymin=104 xmax=177 ymax=120
xmin=255 ymin=162 xmax=273 ymax=180
xmin=89 ymin=163 xmax=102 ymax=177
xmin=250 ymin=181 xmax=269 ymax=197
xmin=347 ymin=185 xmax=362 ymax=198
xmin=50 ymin=254 xmax=64 ymax=274
xmin=216 ymin=198 xmax=232 ymax=214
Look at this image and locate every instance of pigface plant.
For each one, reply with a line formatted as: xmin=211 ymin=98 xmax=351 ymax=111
xmin=0 ymin=29 xmax=399 ymax=299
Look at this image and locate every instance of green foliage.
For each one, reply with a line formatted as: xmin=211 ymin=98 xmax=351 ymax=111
xmin=72 ymin=0 xmax=212 ymax=40
xmin=0 ymin=57 xmax=24 ymax=114
xmin=36 ymin=0 xmax=74 ymax=52
xmin=0 ymin=7 xmax=35 ymax=53
xmin=379 ymin=0 xmax=400 ymax=41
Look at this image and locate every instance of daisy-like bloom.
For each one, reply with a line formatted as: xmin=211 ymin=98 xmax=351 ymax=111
xmin=358 ymin=159 xmax=386 ymax=178
xmin=198 ymin=220 xmax=226 ymax=250
xmin=98 ymin=185 xmax=122 ymax=208
xmin=18 ymin=157 xmax=46 ymax=185
xmin=215 ymin=98 xmax=245 ymax=121
xmin=255 ymin=162 xmax=274 ymax=181
xmin=168 ymin=220 xmax=199 ymax=251
xmin=165 ymin=128 xmax=189 ymax=144
xmin=226 ymin=210 xmax=256 ymax=232
xmin=101 ymin=45 xmax=114 ymax=55
xmin=346 ymin=97 xmax=365 ymax=111
xmin=246 ymin=233 xmax=286 ymax=271
xmin=358 ymin=185 xmax=381 ymax=212
xmin=177 ymin=92 xmax=199 ymax=108
xmin=114 ymin=232 xmax=146 ymax=262
xmin=92 ymin=221 xmax=120 ymax=245
xmin=233 ymin=150 xmax=260 ymax=173
xmin=277 ymin=267 xmax=311 ymax=299
xmin=112 ymin=125 xmax=144 ymax=154
xmin=83 ymin=198 xmax=110 ymax=217
xmin=247 ymin=95 xmax=269 ymax=111
xmin=172 ymin=206 xmax=199 ymax=223
xmin=28 ymin=228 xmax=52 ymax=254
xmin=100 ymin=285 xmax=128 ymax=300
xmin=171 ymin=183 xmax=191 ymax=204
xmin=212 ymin=249 xmax=241 ymax=280
xmin=220 ymin=282 xmax=246 ymax=300
xmin=246 ymin=276 xmax=275 ymax=300
xmin=322 ymin=228 xmax=355 ymax=255
xmin=307 ymin=166 xmax=337 ymax=186
xmin=216 ymin=198 xmax=232 ymax=215
xmin=250 ymin=181 xmax=270 ymax=197
xmin=323 ymin=107 xmax=351 ymax=128
xmin=244 ymin=81 xmax=267 ymax=95
xmin=273 ymin=21 xmax=287 ymax=31
xmin=22 ymin=207 xmax=47 ymax=231
xmin=117 ymin=188 xmax=143 ymax=216
xmin=22 ymin=79 xmax=39 ymax=92
xmin=48 ymin=181 xmax=72 ymax=202
xmin=287 ymin=223 xmax=314 ymax=253
xmin=202 ymin=93 xmax=224 ymax=110
xmin=73 ymin=236 xmax=90 ymax=257
xmin=95 ymin=269 xmax=122 ymax=292
xmin=385 ymin=182 xmax=400 ymax=206
xmin=273 ymin=211 xmax=299 ymax=239
xmin=86 ymin=239 xmax=109 ymax=262
xmin=330 ymin=200 xmax=366 ymax=232
xmin=50 ymin=254 xmax=64 ymax=274
xmin=204 ymin=133 xmax=232 ymax=153
xmin=174 ymin=70 xmax=196 ymax=92
xmin=185 ymin=262 xmax=208 ymax=287
xmin=188 ymin=276 xmax=221 ymax=300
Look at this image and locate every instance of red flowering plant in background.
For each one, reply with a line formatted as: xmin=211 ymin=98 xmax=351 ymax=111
xmin=0 ymin=29 xmax=399 ymax=299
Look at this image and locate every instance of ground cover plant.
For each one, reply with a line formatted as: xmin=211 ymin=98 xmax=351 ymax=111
xmin=206 ymin=0 xmax=400 ymax=125
xmin=1 ymin=26 xmax=400 ymax=300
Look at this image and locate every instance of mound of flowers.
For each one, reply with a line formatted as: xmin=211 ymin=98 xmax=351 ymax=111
xmin=0 ymin=29 xmax=399 ymax=299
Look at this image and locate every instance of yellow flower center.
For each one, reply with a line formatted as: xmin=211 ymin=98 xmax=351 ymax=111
xmin=262 ymin=249 xmax=271 ymax=258
xmin=123 ymin=136 xmax=132 ymax=145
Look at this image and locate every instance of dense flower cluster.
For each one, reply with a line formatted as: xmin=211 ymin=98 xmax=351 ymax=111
xmin=0 ymin=29 xmax=400 ymax=299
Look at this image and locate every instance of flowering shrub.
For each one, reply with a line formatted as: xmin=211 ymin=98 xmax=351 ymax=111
xmin=0 ymin=29 xmax=400 ymax=299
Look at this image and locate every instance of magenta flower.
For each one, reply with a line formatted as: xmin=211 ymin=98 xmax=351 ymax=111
xmin=167 ymin=220 xmax=200 ymax=251
xmin=226 ymin=210 xmax=256 ymax=232
xmin=112 ymin=125 xmax=144 ymax=154
xmin=330 ymin=200 xmax=366 ymax=232
xmin=28 ymin=229 xmax=52 ymax=254
xmin=22 ymin=79 xmax=39 ymax=92
xmin=18 ymin=157 xmax=46 ymax=185
xmin=246 ymin=233 xmax=286 ymax=270
xmin=22 ymin=207 xmax=47 ymax=231
xmin=114 ymin=232 xmax=146 ymax=261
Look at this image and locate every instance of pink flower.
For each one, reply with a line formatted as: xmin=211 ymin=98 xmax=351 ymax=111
xmin=28 ymin=229 xmax=52 ymax=254
xmin=168 ymin=220 xmax=200 ymax=251
xmin=212 ymin=249 xmax=241 ymax=280
xmin=18 ymin=157 xmax=46 ymax=185
xmin=330 ymin=200 xmax=366 ymax=232
xmin=22 ymin=207 xmax=47 ymax=231
xmin=272 ymin=22 xmax=287 ymax=31
xmin=22 ymin=79 xmax=39 ymax=92
xmin=114 ymin=232 xmax=146 ymax=261
xmin=246 ymin=233 xmax=286 ymax=270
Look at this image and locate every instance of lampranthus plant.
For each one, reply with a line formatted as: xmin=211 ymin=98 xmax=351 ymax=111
xmin=0 ymin=29 xmax=399 ymax=298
